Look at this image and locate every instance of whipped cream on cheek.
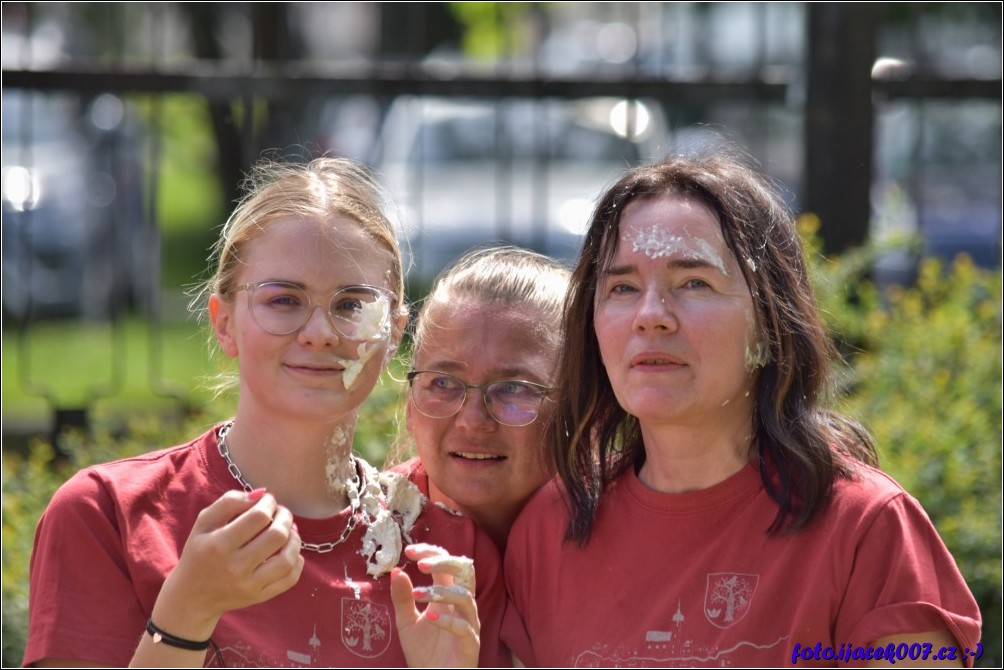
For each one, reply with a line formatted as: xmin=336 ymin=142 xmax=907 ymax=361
xmin=354 ymin=298 xmax=392 ymax=341
xmin=333 ymin=300 xmax=393 ymax=391
xmin=629 ymin=223 xmax=729 ymax=275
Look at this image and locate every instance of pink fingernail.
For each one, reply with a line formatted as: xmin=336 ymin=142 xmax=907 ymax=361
xmin=291 ymin=522 xmax=299 ymax=534
xmin=248 ymin=487 xmax=267 ymax=502
xmin=427 ymin=611 xmax=440 ymax=622
xmin=413 ymin=587 xmax=429 ymax=597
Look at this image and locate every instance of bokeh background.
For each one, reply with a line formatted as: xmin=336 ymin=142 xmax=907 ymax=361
xmin=2 ymin=2 xmax=1001 ymax=665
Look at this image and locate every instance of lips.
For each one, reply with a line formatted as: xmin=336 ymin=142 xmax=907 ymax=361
xmin=450 ymin=451 xmax=506 ymax=462
xmin=629 ymin=352 xmax=685 ymax=368
xmin=285 ymin=362 xmax=345 ymax=372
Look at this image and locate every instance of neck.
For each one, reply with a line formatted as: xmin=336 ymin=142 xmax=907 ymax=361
xmin=221 ymin=413 xmax=358 ymax=518
xmin=636 ymin=421 xmax=753 ymax=494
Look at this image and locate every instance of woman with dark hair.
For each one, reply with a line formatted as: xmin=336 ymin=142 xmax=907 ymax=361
xmin=503 ymin=150 xmax=981 ymax=667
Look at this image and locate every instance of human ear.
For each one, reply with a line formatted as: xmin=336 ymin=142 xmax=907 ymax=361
xmin=209 ymin=293 xmax=239 ymax=358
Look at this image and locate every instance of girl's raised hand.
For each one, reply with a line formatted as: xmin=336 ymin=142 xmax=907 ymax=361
xmin=148 ymin=489 xmax=304 ymax=644
xmin=390 ymin=543 xmax=480 ymax=668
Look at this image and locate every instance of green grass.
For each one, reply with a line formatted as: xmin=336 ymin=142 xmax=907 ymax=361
xmin=2 ymin=314 xmax=226 ymax=427
xmin=1 ymin=313 xmax=413 ymax=466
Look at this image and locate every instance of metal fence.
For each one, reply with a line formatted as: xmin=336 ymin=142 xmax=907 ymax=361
xmin=2 ymin=2 xmax=1000 ymax=438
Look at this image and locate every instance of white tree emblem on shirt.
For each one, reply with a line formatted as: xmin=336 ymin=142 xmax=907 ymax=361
xmin=342 ymin=598 xmax=392 ymax=657
xmin=704 ymin=572 xmax=759 ymax=629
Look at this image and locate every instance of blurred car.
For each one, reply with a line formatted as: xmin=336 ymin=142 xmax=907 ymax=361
xmin=371 ymin=95 xmax=664 ymax=283
xmin=872 ymin=100 xmax=1002 ymax=284
xmin=2 ymin=90 xmax=150 ymax=319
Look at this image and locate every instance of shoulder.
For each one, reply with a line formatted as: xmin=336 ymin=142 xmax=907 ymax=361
xmin=823 ymin=464 xmax=920 ymax=529
xmin=506 ymin=480 xmax=570 ymax=554
xmin=45 ymin=427 xmax=220 ymax=521
xmin=390 ymin=456 xmax=428 ymax=495
xmin=824 ymin=468 xmax=982 ymax=650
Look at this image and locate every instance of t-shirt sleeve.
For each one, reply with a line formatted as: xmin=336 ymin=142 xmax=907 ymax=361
xmin=24 ymin=469 xmax=147 ymax=667
xmin=836 ymin=489 xmax=982 ymax=664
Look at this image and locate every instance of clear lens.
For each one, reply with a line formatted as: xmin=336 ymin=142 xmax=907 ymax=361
xmin=486 ymin=380 xmax=545 ymax=426
xmin=329 ymin=286 xmax=392 ymax=340
xmin=247 ymin=282 xmax=391 ymax=339
xmin=409 ymin=371 xmax=546 ymax=426
xmin=410 ymin=372 xmax=466 ymax=417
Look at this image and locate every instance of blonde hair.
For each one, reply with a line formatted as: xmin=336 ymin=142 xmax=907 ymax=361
xmin=203 ymin=156 xmax=404 ymax=307
xmin=192 ymin=156 xmax=405 ymax=392
xmin=413 ymin=244 xmax=570 ymax=354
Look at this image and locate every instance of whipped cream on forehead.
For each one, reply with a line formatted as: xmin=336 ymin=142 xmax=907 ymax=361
xmin=627 ymin=223 xmax=729 ymax=276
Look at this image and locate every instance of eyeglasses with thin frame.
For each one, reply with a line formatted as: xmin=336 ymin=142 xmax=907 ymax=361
xmin=231 ymin=281 xmax=394 ymax=340
xmin=407 ymin=370 xmax=551 ymax=427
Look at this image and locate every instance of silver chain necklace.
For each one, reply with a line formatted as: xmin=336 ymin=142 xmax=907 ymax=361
xmin=216 ymin=421 xmax=361 ymax=554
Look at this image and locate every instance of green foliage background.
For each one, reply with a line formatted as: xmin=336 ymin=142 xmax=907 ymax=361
xmin=3 ymin=230 xmax=1001 ymax=665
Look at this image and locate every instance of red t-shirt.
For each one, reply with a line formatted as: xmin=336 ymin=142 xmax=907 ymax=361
xmin=25 ymin=426 xmax=507 ymax=667
xmin=503 ymin=463 xmax=981 ymax=667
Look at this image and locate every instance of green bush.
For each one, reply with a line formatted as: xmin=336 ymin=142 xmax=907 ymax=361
xmin=805 ymin=219 xmax=1003 ymax=665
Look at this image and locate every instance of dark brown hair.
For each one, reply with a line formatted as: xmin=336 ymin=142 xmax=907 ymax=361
xmin=552 ymin=148 xmax=877 ymax=544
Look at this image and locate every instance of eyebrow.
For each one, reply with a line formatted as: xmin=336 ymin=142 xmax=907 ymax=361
xmin=254 ymin=279 xmax=384 ymax=293
xmin=418 ymin=360 xmax=544 ymax=383
xmin=604 ymin=256 xmax=724 ymax=277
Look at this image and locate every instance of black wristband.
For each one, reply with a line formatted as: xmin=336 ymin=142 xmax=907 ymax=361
xmin=146 ymin=618 xmax=212 ymax=651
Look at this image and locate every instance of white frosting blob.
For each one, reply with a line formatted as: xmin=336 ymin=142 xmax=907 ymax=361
xmin=353 ymin=461 xmax=427 ymax=577
xmin=628 ymin=224 xmax=728 ymax=275
xmin=353 ymin=298 xmax=391 ymax=342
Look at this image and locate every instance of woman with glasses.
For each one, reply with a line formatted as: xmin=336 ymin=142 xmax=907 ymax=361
xmin=502 ymin=150 xmax=981 ymax=666
xmin=25 ymin=157 xmax=502 ymax=668
xmin=397 ymin=245 xmax=570 ymax=550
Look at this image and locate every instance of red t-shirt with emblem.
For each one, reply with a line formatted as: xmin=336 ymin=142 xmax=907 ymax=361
xmin=503 ymin=463 xmax=981 ymax=667
xmin=25 ymin=427 xmax=507 ymax=667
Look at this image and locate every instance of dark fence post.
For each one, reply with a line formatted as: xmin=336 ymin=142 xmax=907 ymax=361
xmin=804 ymin=3 xmax=877 ymax=254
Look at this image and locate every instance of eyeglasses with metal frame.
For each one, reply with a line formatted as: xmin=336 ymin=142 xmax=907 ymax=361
xmin=407 ymin=370 xmax=551 ymax=427
xmin=231 ymin=281 xmax=394 ymax=340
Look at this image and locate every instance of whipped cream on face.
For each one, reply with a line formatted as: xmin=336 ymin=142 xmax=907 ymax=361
xmin=353 ymin=297 xmax=391 ymax=342
xmin=333 ymin=297 xmax=394 ymax=391
xmin=629 ymin=223 xmax=729 ymax=276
